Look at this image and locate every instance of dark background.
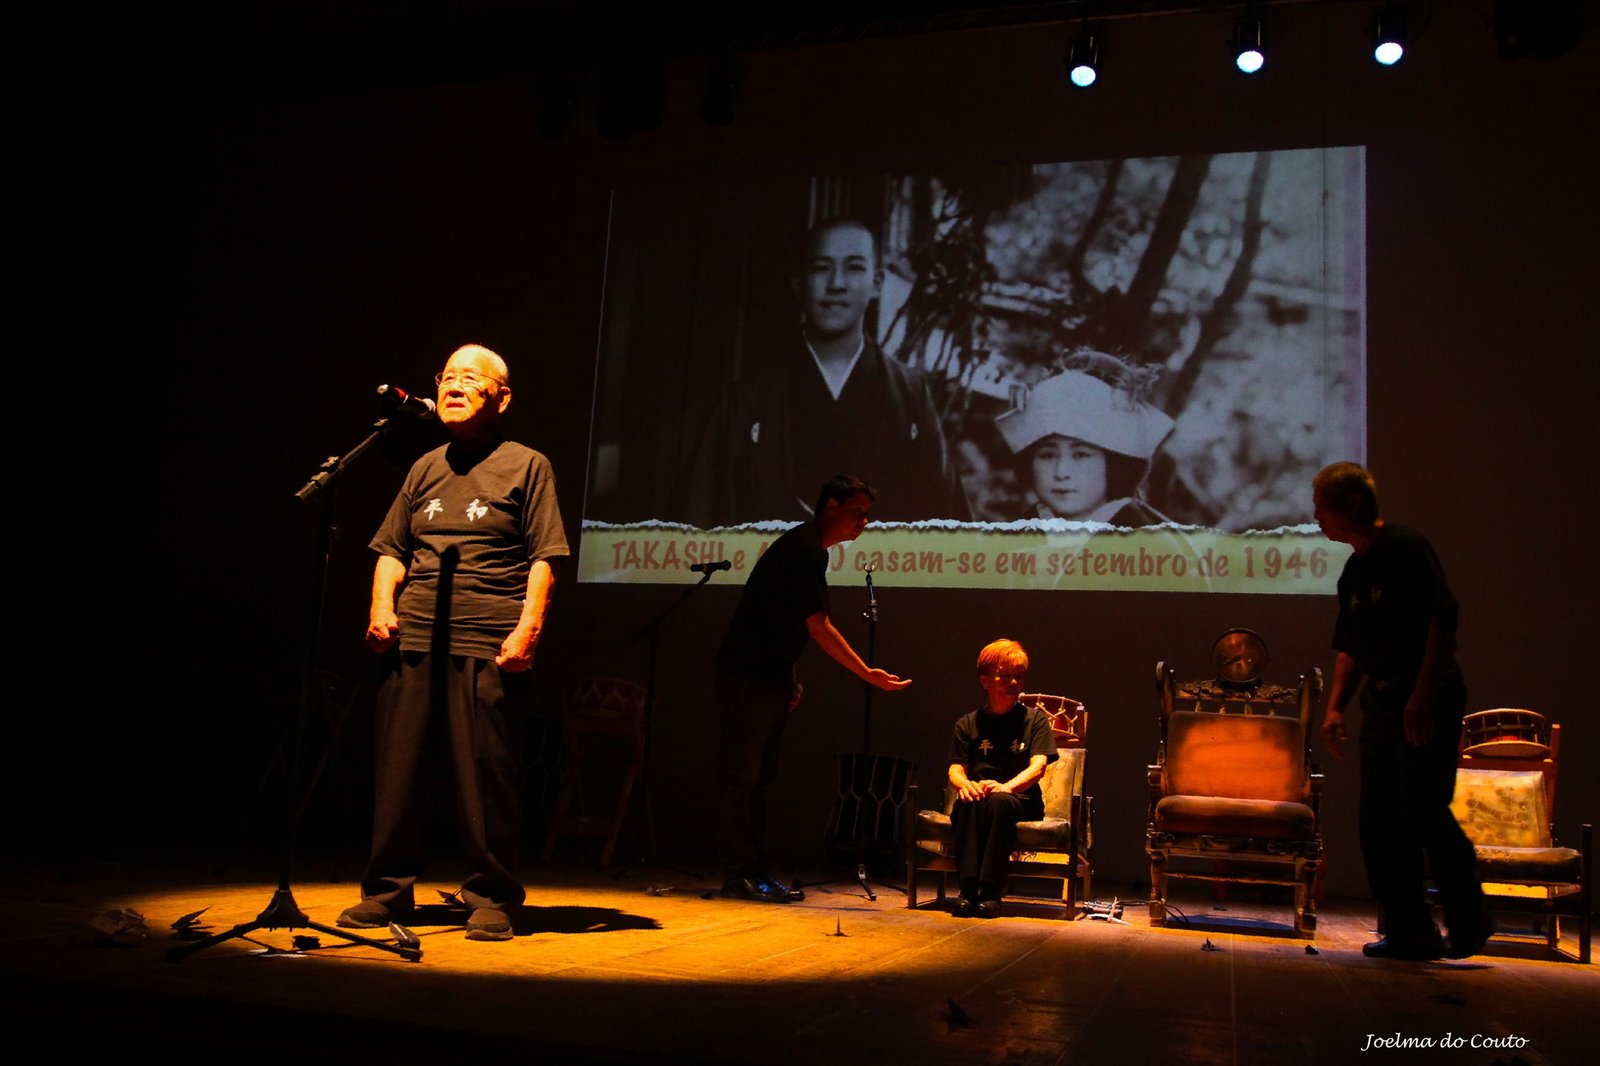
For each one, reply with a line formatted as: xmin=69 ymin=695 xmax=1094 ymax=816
xmin=10 ymin=1 xmax=1596 ymax=897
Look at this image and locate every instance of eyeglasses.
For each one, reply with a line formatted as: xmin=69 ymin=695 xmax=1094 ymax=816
xmin=435 ymin=370 xmax=503 ymax=392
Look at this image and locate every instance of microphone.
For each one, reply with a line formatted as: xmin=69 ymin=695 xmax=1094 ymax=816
xmin=689 ymin=560 xmax=732 ymax=574
xmin=377 ymin=384 xmax=436 ymax=418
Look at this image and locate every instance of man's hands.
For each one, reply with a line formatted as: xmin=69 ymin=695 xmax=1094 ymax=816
xmin=1321 ymin=687 xmax=1438 ymax=757
xmin=1403 ymin=688 xmax=1436 ymax=747
xmin=495 ymin=623 xmax=540 ymax=672
xmin=367 ymin=555 xmax=407 ymax=653
xmin=497 ymin=559 xmax=556 ymax=673
xmin=365 ymin=611 xmax=539 ymax=671
xmin=365 ymin=556 xmax=552 ymax=671
xmin=366 ymin=608 xmax=400 ymax=652
xmin=1320 ymin=707 xmax=1347 ymax=761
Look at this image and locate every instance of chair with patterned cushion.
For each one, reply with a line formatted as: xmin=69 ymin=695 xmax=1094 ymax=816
xmin=1146 ymin=662 xmax=1324 ymax=938
xmin=1450 ymin=709 xmax=1591 ymax=963
xmin=905 ymin=694 xmax=1091 ymax=914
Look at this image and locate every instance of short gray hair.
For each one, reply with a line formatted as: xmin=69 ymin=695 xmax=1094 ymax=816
xmin=1313 ymin=462 xmax=1379 ymax=523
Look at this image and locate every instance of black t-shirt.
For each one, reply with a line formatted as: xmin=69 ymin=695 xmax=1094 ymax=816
xmin=715 ymin=520 xmax=829 ymax=686
xmin=1332 ymin=522 xmax=1459 ymax=690
xmin=948 ymin=703 xmax=1059 ymax=806
xmin=371 ymin=438 xmax=569 ymax=658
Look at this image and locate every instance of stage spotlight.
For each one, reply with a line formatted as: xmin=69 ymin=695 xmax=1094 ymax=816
xmin=1064 ymin=28 xmax=1100 ymax=89
xmin=1372 ymin=5 xmax=1407 ymax=66
xmin=1233 ymin=16 xmax=1265 ymax=74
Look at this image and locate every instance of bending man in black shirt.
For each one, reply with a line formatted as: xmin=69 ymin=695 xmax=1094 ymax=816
xmin=715 ymin=474 xmax=912 ymax=902
xmin=1314 ymin=462 xmax=1489 ymax=961
xmin=339 ymin=344 xmax=570 ymax=942
xmin=947 ymin=639 xmax=1058 ymax=918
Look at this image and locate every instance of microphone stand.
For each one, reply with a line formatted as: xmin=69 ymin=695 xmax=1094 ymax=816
xmin=605 ymin=566 xmax=724 ymax=881
xmin=169 ymin=411 xmax=422 ymax=963
xmin=797 ymin=565 xmax=906 ymax=901
xmin=862 ymin=567 xmax=878 ymax=753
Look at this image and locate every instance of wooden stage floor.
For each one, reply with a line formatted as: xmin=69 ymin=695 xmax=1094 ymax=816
xmin=1 ymin=859 xmax=1592 ymax=1064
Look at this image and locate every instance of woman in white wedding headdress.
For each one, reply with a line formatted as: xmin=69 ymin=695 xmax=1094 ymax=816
xmin=995 ymin=351 xmax=1176 ymax=525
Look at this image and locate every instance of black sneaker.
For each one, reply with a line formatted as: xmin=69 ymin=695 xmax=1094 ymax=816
xmin=766 ymin=877 xmax=806 ymax=902
xmin=465 ymin=907 xmax=513 ymax=941
xmin=721 ymin=876 xmax=793 ymax=903
xmin=1361 ymin=935 xmax=1443 ymax=961
xmin=1445 ymin=908 xmax=1495 ymax=959
xmin=336 ymin=899 xmax=392 ymax=929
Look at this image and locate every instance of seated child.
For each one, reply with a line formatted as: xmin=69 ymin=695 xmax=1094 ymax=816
xmin=946 ymin=638 xmax=1059 ymax=917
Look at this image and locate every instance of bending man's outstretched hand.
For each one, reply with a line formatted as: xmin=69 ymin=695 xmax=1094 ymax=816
xmin=864 ymin=668 xmax=912 ymax=692
xmin=806 ymin=610 xmax=912 ymax=692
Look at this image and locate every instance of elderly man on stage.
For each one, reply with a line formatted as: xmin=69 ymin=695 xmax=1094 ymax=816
xmin=339 ymin=343 xmax=569 ymax=942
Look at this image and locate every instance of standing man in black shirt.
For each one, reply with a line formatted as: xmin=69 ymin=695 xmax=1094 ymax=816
xmin=338 ymin=344 xmax=570 ymax=942
xmin=947 ymin=639 xmax=1058 ymax=918
xmin=1314 ymin=462 xmax=1489 ymax=960
xmin=715 ymin=474 xmax=912 ymax=902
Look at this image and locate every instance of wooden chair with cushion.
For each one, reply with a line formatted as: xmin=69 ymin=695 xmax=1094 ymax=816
xmin=1146 ymin=662 xmax=1324 ymax=938
xmin=1450 ymin=708 xmax=1591 ymax=963
xmin=906 ymin=693 xmax=1092 ymax=914
xmin=541 ymin=675 xmax=649 ymax=867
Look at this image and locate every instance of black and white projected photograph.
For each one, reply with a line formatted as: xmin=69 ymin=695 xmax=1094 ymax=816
xmin=582 ymin=147 xmax=1365 ymax=592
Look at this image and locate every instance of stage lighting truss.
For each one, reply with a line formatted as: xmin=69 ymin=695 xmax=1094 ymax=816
xmin=1233 ymin=14 xmax=1265 ymax=74
xmin=1064 ymin=26 xmax=1100 ymax=89
xmin=1372 ymin=4 xmax=1407 ymax=66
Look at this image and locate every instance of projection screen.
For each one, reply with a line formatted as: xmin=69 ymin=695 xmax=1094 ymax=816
xmin=580 ymin=147 xmax=1365 ymax=593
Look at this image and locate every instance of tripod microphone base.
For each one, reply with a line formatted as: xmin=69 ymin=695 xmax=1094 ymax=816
xmin=165 ymin=887 xmax=423 ymax=963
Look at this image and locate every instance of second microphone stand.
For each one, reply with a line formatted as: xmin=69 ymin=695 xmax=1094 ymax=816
xmin=604 ymin=565 xmax=724 ymax=881
xmin=800 ymin=565 xmax=908 ymax=901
